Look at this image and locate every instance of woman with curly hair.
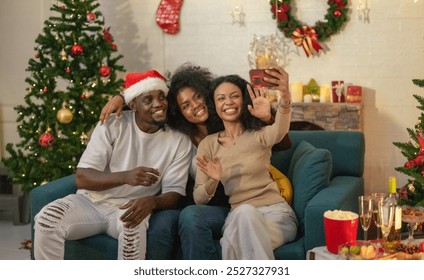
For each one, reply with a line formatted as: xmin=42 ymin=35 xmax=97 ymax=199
xmin=99 ymin=63 xmax=290 ymax=259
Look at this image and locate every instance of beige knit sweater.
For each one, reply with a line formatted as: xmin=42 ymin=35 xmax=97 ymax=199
xmin=194 ymin=106 xmax=291 ymax=209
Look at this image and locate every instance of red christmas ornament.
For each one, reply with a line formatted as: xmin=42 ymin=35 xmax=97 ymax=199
xmin=99 ymin=66 xmax=111 ymax=77
xmin=405 ymin=135 xmax=424 ymax=175
xmin=87 ymin=12 xmax=96 ymax=21
xmin=71 ymin=44 xmax=83 ymax=56
xmin=35 ymin=53 xmax=40 ymax=58
xmin=80 ymin=93 xmax=87 ymax=99
xmin=333 ymin=10 xmax=342 ymax=17
xmin=39 ymin=131 xmax=55 ymax=148
xmin=43 ymin=86 xmax=48 ymax=93
xmin=111 ymin=43 xmax=117 ymax=50
xmin=65 ymin=67 xmax=71 ymax=74
xmin=60 ymin=5 xmax=65 ymax=10
xmin=156 ymin=0 xmax=184 ymax=34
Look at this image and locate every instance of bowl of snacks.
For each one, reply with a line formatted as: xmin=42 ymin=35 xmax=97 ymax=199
xmin=338 ymin=240 xmax=381 ymax=260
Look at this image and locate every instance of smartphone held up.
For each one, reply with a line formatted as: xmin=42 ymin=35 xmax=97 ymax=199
xmin=249 ymin=69 xmax=279 ymax=103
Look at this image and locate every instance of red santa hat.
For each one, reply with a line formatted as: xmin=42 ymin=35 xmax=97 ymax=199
xmin=123 ymin=70 xmax=168 ymax=104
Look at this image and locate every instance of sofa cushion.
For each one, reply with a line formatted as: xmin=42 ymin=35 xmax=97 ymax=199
xmin=269 ymin=164 xmax=293 ymax=206
xmin=288 ymin=140 xmax=332 ymax=232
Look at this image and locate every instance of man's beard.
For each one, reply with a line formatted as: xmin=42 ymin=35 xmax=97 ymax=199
xmin=152 ymin=118 xmax=167 ymax=130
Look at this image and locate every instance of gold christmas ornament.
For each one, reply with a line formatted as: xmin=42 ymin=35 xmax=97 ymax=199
xmin=80 ymin=132 xmax=89 ymax=145
xmin=60 ymin=49 xmax=68 ymax=61
xmin=57 ymin=107 xmax=73 ymax=124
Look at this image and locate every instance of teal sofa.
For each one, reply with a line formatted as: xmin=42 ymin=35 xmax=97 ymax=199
xmin=30 ymin=130 xmax=365 ymax=260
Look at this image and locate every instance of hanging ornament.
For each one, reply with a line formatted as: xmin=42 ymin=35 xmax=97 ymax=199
xmin=35 ymin=53 xmax=40 ymax=59
xmin=71 ymin=44 xmax=83 ymax=56
xmin=65 ymin=67 xmax=71 ymax=74
xmin=60 ymin=49 xmax=68 ymax=61
xmin=80 ymin=133 xmax=89 ymax=145
xmin=43 ymin=86 xmax=48 ymax=93
xmin=57 ymin=107 xmax=74 ymax=124
xmin=99 ymin=65 xmax=111 ymax=77
xmin=86 ymin=12 xmax=96 ymax=21
xmin=39 ymin=130 xmax=55 ymax=148
xmin=156 ymin=0 xmax=184 ymax=35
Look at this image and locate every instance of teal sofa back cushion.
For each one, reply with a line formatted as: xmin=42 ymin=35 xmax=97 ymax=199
xmin=287 ymin=141 xmax=332 ymax=231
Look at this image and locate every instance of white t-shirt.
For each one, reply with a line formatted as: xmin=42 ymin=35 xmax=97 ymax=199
xmin=77 ymin=111 xmax=192 ymax=207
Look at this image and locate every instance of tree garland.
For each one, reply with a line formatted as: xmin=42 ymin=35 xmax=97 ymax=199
xmin=269 ymin=0 xmax=349 ymax=57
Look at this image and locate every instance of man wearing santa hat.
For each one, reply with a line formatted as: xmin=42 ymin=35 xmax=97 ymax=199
xmin=33 ymin=70 xmax=192 ymax=260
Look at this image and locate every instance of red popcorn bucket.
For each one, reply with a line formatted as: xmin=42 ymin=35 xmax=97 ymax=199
xmin=324 ymin=210 xmax=358 ymax=254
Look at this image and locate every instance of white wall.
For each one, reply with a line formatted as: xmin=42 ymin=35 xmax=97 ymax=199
xmin=1 ymin=0 xmax=424 ymax=195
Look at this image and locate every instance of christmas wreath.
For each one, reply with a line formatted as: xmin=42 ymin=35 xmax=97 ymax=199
xmin=269 ymin=0 xmax=349 ymax=57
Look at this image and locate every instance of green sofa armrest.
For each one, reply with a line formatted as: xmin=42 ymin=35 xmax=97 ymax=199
xmin=303 ymin=176 xmax=364 ymax=252
xmin=30 ymin=174 xmax=76 ymax=259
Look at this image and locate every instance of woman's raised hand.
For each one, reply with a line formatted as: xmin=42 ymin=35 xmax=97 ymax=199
xmin=99 ymin=95 xmax=125 ymax=124
xmin=247 ymin=84 xmax=272 ymax=123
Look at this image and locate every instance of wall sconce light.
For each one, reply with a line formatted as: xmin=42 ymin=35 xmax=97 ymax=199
xmin=230 ymin=5 xmax=245 ymax=26
xmin=357 ymin=0 xmax=370 ymax=23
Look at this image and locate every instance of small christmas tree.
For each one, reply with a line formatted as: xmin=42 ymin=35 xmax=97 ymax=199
xmin=393 ymin=78 xmax=424 ymax=207
xmin=2 ymin=0 xmax=125 ymax=192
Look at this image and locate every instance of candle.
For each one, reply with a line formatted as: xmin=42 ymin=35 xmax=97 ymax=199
xmin=303 ymin=94 xmax=312 ymax=103
xmin=320 ymin=84 xmax=331 ymax=103
xmin=290 ymin=82 xmax=303 ymax=103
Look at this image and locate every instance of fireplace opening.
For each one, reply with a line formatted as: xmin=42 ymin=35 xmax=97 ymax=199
xmin=290 ymin=121 xmax=324 ymax=131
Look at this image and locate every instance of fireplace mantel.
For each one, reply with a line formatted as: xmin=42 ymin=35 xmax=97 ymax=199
xmin=290 ymin=102 xmax=363 ymax=131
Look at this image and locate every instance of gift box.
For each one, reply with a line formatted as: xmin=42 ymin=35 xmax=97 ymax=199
xmin=346 ymin=85 xmax=362 ymax=103
xmin=331 ymin=81 xmax=345 ymax=103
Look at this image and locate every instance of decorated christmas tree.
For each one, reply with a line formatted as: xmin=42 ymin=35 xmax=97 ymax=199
xmin=393 ymin=78 xmax=424 ymax=207
xmin=2 ymin=0 xmax=125 ymax=192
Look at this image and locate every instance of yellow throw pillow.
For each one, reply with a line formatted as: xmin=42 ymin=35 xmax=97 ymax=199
xmin=269 ymin=164 xmax=293 ymax=206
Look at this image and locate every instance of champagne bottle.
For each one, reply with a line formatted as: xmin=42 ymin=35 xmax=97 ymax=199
xmin=383 ymin=176 xmax=402 ymax=245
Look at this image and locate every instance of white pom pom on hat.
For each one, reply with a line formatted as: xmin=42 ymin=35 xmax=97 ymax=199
xmin=123 ymin=70 xmax=169 ymax=104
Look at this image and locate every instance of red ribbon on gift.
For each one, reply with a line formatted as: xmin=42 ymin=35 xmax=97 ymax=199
xmin=291 ymin=26 xmax=323 ymax=57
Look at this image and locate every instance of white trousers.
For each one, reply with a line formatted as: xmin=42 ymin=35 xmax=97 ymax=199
xmin=221 ymin=201 xmax=298 ymax=260
xmin=34 ymin=194 xmax=150 ymax=260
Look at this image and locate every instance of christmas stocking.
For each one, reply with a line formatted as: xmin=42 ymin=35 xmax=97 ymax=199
xmin=156 ymin=0 xmax=184 ymax=35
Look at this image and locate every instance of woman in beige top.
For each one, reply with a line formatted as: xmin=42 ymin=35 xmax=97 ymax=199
xmin=194 ymin=72 xmax=298 ymax=259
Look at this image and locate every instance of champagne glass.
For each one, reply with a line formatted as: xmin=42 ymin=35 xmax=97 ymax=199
xmin=378 ymin=200 xmax=394 ymax=252
xmin=358 ymin=195 xmax=372 ymax=241
xmin=371 ymin=193 xmax=385 ymax=240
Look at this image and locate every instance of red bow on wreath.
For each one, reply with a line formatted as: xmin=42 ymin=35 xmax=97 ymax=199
xmin=405 ymin=135 xmax=424 ymax=175
xmin=291 ymin=26 xmax=323 ymax=57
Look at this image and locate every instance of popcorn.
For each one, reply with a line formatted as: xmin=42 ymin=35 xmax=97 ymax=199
xmin=324 ymin=210 xmax=358 ymax=220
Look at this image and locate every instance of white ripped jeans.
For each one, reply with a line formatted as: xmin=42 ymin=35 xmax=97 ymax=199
xmin=220 ymin=201 xmax=298 ymax=260
xmin=34 ymin=194 xmax=150 ymax=260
